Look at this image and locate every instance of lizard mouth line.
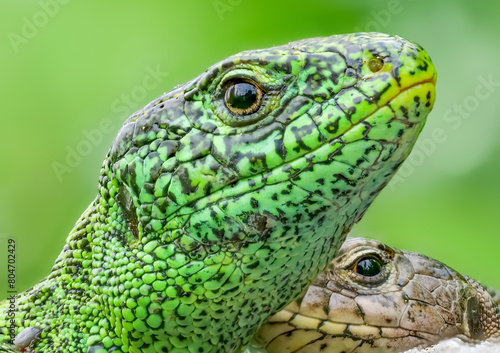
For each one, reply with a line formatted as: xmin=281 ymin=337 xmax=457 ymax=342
xmin=265 ymin=310 xmax=440 ymax=346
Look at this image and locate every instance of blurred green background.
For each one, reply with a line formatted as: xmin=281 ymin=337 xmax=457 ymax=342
xmin=1 ymin=0 xmax=499 ymax=299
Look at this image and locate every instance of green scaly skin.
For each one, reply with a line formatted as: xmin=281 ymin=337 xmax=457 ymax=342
xmin=0 ymin=33 xmax=436 ymax=353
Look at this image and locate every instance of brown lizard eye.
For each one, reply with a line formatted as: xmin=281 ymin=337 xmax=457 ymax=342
xmin=224 ymin=80 xmax=262 ymax=115
xmin=354 ymin=256 xmax=382 ymax=277
xmin=368 ymin=57 xmax=384 ymax=73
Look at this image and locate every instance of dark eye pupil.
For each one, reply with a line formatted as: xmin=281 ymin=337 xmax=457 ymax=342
xmin=225 ymin=82 xmax=258 ymax=113
xmin=355 ymin=257 xmax=382 ymax=277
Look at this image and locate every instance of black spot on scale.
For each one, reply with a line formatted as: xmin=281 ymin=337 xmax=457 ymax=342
xmin=222 ymin=284 xmax=241 ymax=296
xmin=276 ymin=207 xmax=287 ymax=221
xmin=175 ymin=166 xmax=198 ymax=195
xmin=250 ymin=197 xmax=259 ymax=209
xmin=248 ymin=179 xmax=256 ymax=187
xmin=208 ymin=161 xmax=220 ymax=173
xmin=393 ymin=65 xmax=402 ymax=85
xmin=291 ymin=123 xmax=317 ymax=153
xmin=397 ymin=129 xmax=404 ymax=137
xmin=371 ymin=81 xmax=392 ymax=102
xmin=413 ymin=96 xmax=421 ymax=111
xmin=142 ymin=183 xmax=154 ymax=197
xmin=346 ymin=106 xmax=357 ymax=118
xmin=274 ymin=134 xmax=286 ymax=161
xmin=344 ymin=44 xmax=363 ymax=68
xmin=184 ymin=130 xmax=213 ymax=161
xmin=212 ymin=227 xmax=225 ymax=240
xmin=246 ymin=260 xmax=260 ymax=269
xmin=316 ymin=178 xmax=325 ymax=185
xmin=425 ymin=90 xmax=432 ymax=107
xmin=417 ymin=61 xmax=429 ymax=72
xmin=333 ymin=173 xmax=356 ymax=186
xmin=310 ymin=187 xmax=324 ymax=198
xmin=364 ymin=144 xmax=377 ymax=155
xmin=325 ymin=119 xmax=340 ymax=135
xmin=271 ymin=193 xmax=278 ymax=201
xmin=399 ymin=106 xmax=409 ymax=119
xmin=271 ymin=56 xmax=296 ymax=74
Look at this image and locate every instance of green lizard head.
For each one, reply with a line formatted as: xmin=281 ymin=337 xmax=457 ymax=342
xmin=107 ymin=32 xmax=436 ymax=243
xmin=0 ymin=33 xmax=436 ymax=353
xmin=98 ymin=32 xmax=436 ymax=351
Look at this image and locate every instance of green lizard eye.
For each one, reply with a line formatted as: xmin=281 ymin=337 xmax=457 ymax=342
xmin=354 ymin=256 xmax=382 ymax=277
xmin=368 ymin=57 xmax=384 ymax=73
xmin=224 ymin=80 xmax=262 ymax=115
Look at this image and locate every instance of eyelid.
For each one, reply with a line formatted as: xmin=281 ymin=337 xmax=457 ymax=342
xmin=218 ymin=66 xmax=283 ymax=93
xmin=220 ymin=75 xmax=272 ymax=96
xmin=342 ymin=250 xmax=384 ymax=271
xmin=222 ymin=78 xmax=264 ymax=96
xmin=351 ymin=255 xmax=383 ymax=272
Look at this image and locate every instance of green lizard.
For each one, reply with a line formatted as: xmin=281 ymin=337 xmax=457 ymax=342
xmin=0 ymin=32 xmax=436 ymax=353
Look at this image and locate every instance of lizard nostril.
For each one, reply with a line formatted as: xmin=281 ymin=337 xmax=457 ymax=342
xmin=367 ymin=57 xmax=384 ymax=73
